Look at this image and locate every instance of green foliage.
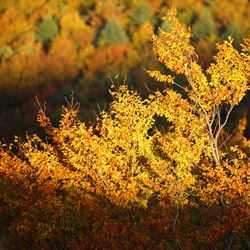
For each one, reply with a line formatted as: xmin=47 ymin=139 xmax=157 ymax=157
xmin=223 ymin=20 xmax=242 ymax=50
xmin=129 ymin=1 xmax=152 ymax=26
xmin=14 ymin=43 xmax=37 ymax=54
xmin=36 ymin=15 xmax=59 ymax=45
xmin=191 ymin=7 xmax=217 ymax=41
xmin=0 ymin=43 xmax=37 ymax=61
xmin=56 ymin=0 xmax=66 ymax=11
xmin=0 ymin=0 xmax=15 ymax=14
xmin=160 ymin=21 xmax=173 ymax=33
xmin=0 ymin=45 xmax=14 ymax=61
xmin=177 ymin=7 xmax=200 ymax=26
xmin=98 ymin=16 xmax=129 ymax=46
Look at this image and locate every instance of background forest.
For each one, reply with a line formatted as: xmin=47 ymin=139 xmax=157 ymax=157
xmin=1 ymin=0 xmax=250 ymax=142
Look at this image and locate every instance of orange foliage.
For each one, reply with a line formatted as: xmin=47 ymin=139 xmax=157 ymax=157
xmin=1 ymin=10 xmax=250 ymax=249
xmin=83 ymin=44 xmax=140 ymax=80
xmin=45 ymin=36 xmax=79 ymax=84
xmin=1 ymin=0 xmax=250 ymax=142
xmin=0 ymin=43 xmax=45 ymax=102
xmin=0 ymin=7 xmax=33 ymax=45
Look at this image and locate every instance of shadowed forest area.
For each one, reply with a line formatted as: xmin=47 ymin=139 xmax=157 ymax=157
xmin=1 ymin=0 xmax=250 ymax=142
xmin=1 ymin=1 xmax=250 ymax=250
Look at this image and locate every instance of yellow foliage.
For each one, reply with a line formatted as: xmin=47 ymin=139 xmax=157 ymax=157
xmin=60 ymin=11 xmax=88 ymax=35
xmin=1 ymin=8 xmax=250 ymax=249
xmin=0 ymin=7 xmax=33 ymax=45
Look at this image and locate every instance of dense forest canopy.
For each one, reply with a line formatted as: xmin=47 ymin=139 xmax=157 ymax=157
xmin=0 ymin=4 xmax=250 ymax=250
xmin=1 ymin=0 xmax=250 ymax=142
xmin=1 ymin=1 xmax=250 ymax=249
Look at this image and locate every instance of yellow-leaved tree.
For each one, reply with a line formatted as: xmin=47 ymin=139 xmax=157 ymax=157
xmin=0 ymin=8 xmax=250 ymax=249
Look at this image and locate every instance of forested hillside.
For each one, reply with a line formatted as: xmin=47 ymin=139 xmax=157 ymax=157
xmin=1 ymin=0 xmax=250 ymax=141
xmin=1 ymin=7 xmax=250 ymax=249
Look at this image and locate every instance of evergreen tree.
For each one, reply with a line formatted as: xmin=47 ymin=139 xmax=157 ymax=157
xmin=98 ymin=16 xmax=129 ymax=46
xmin=223 ymin=20 xmax=242 ymax=50
xmin=36 ymin=15 xmax=58 ymax=45
xmin=191 ymin=7 xmax=217 ymax=41
xmin=129 ymin=1 xmax=152 ymax=26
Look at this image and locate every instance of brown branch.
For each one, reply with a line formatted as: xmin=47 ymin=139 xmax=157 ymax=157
xmin=187 ymin=191 xmax=225 ymax=225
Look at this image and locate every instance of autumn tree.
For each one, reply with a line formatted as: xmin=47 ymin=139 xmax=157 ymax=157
xmin=0 ymin=7 xmax=32 ymax=45
xmin=2 ymin=0 xmax=250 ymax=142
xmin=148 ymin=9 xmax=250 ymax=248
xmin=1 ymin=7 xmax=250 ymax=250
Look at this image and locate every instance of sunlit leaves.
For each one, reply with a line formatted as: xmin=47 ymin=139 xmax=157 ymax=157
xmin=1 ymin=7 xmax=250 ymax=250
xmin=207 ymin=37 xmax=249 ymax=105
xmin=147 ymin=8 xmax=250 ymax=248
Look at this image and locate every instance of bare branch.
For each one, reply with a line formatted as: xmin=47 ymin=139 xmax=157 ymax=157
xmin=187 ymin=191 xmax=225 ymax=225
xmin=215 ymin=103 xmax=235 ymax=142
xmin=90 ymin=158 xmax=111 ymax=191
